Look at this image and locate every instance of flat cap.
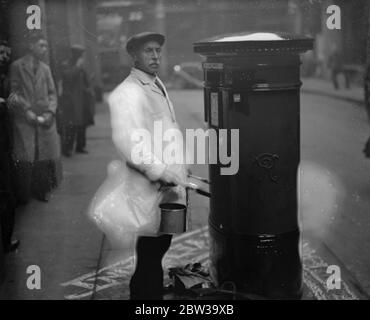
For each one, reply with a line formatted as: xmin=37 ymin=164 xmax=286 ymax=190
xmin=126 ymin=32 xmax=165 ymax=55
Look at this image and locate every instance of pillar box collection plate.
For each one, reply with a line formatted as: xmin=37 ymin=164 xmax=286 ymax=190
xmin=193 ymin=32 xmax=313 ymax=299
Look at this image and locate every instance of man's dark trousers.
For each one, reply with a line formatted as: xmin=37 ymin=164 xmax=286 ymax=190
xmin=129 ymin=234 xmax=172 ymax=300
xmin=62 ymin=124 xmax=86 ymax=153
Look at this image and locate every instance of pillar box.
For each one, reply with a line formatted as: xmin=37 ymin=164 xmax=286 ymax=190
xmin=193 ymin=32 xmax=313 ymax=299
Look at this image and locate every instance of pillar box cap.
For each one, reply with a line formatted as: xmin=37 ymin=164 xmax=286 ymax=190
xmin=194 ymin=31 xmax=313 ymax=57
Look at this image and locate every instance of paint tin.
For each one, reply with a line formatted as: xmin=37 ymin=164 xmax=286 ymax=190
xmin=159 ymin=203 xmax=187 ymax=234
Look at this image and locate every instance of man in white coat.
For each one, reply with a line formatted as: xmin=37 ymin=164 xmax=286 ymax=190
xmin=108 ymin=32 xmax=187 ymax=299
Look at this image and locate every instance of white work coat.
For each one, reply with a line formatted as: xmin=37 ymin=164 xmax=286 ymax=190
xmin=106 ymin=67 xmax=187 ymax=237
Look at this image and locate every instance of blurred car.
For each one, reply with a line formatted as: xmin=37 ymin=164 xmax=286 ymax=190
xmin=171 ymin=62 xmax=203 ymax=89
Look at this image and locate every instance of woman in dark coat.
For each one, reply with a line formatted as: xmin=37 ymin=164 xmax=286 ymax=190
xmin=60 ymin=45 xmax=94 ymax=157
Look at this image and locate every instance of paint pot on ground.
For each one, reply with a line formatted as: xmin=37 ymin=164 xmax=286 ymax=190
xmin=159 ymin=203 xmax=187 ymax=234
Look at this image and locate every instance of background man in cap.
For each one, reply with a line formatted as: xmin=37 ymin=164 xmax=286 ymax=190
xmin=108 ymin=32 xmax=187 ymax=299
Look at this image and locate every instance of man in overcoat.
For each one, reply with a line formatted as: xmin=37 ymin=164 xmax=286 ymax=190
xmin=108 ymin=32 xmax=187 ymax=300
xmin=8 ymin=32 xmax=61 ymax=203
xmin=60 ymin=45 xmax=94 ymax=157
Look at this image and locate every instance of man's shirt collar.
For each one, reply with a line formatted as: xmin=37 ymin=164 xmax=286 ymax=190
xmin=131 ymin=67 xmax=157 ymax=85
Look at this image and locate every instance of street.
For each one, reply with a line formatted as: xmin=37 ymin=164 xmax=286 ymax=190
xmin=300 ymin=90 xmax=370 ymax=298
xmin=0 ymin=85 xmax=369 ymax=300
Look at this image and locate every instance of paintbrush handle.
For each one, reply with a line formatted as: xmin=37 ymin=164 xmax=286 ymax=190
xmin=187 ymin=174 xmax=210 ymax=184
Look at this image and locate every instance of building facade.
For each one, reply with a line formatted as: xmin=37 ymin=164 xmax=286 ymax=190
xmin=96 ymin=0 xmax=298 ymax=86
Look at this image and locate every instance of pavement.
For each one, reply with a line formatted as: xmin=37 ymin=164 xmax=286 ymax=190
xmin=0 ymin=77 xmax=369 ymax=300
xmin=301 ymin=77 xmax=364 ymax=105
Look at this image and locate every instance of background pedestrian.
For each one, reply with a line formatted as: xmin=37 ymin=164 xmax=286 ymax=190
xmin=60 ymin=45 xmax=95 ymax=157
xmin=0 ymin=38 xmax=19 ymax=253
xmin=8 ymin=31 xmax=61 ymax=203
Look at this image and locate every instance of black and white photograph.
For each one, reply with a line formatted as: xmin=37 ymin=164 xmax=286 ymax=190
xmin=0 ymin=0 xmax=370 ymax=305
